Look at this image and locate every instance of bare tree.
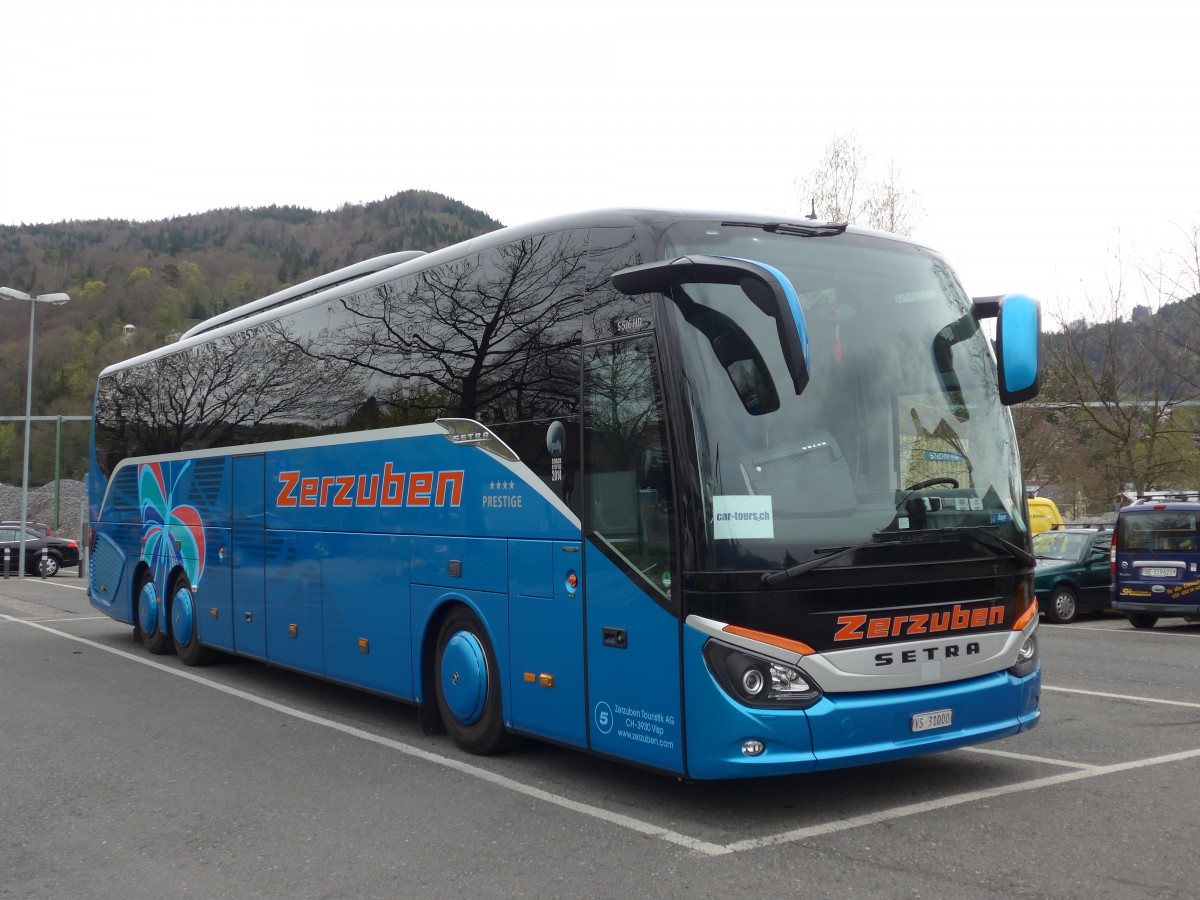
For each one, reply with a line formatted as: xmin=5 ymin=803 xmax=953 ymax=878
xmin=796 ymin=133 xmax=923 ymax=236
xmin=865 ymin=158 xmax=924 ymax=237
xmin=1152 ymin=220 xmax=1200 ymax=309
xmin=1046 ymin=245 xmax=1200 ymax=497
xmin=797 ymin=133 xmax=867 ymax=225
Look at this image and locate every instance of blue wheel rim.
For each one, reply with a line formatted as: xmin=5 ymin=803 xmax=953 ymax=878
xmin=440 ymin=630 xmax=488 ymax=725
xmin=137 ymin=581 xmax=158 ymax=637
xmin=172 ymin=586 xmax=195 ymax=647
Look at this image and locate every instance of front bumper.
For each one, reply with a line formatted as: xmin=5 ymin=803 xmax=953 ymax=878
xmin=683 ymin=625 xmax=1041 ymax=780
xmin=1113 ymin=600 xmax=1200 ymax=617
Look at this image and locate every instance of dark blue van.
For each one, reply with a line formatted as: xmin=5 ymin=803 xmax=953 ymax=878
xmin=1112 ymin=495 xmax=1200 ymax=628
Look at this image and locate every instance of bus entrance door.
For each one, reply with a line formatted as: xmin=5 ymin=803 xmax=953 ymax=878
xmin=581 ymin=337 xmax=684 ymax=774
xmin=583 ymin=545 xmax=684 ymax=774
xmin=231 ymin=454 xmax=267 ymax=659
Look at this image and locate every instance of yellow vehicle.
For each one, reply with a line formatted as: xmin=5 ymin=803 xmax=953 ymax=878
xmin=1027 ymin=497 xmax=1064 ymax=536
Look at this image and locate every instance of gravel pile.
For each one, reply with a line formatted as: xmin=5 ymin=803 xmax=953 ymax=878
xmin=0 ymin=479 xmax=88 ymax=543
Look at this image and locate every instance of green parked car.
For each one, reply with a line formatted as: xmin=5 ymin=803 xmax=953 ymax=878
xmin=1033 ymin=527 xmax=1113 ymax=624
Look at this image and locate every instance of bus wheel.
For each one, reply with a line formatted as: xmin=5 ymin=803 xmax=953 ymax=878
xmin=136 ymin=571 xmax=171 ymax=655
xmin=1128 ymin=613 xmax=1158 ymax=629
xmin=434 ymin=606 xmax=519 ymax=755
xmin=1046 ymin=587 xmax=1078 ymax=624
xmin=169 ymin=576 xmax=218 ymax=666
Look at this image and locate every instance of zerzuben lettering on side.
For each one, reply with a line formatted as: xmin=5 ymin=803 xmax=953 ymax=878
xmin=276 ymin=466 xmax=464 ymax=509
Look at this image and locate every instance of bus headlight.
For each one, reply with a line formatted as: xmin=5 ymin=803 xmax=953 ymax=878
xmin=1008 ymin=632 xmax=1039 ymax=678
xmin=703 ymin=640 xmax=822 ymax=709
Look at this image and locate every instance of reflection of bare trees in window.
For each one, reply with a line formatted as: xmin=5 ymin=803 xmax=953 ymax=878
xmin=584 ymin=341 xmax=659 ymax=469
xmin=95 ymin=323 xmax=363 ymax=473
xmin=95 ymin=229 xmax=597 ymax=474
xmin=582 ymin=229 xmax=648 ymax=342
xmin=326 ymin=232 xmax=589 ymax=425
xmin=583 ymin=336 xmax=676 ymax=601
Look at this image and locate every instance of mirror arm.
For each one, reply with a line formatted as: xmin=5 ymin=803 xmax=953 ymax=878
xmin=610 ymin=255 xmax=810 ymax=395
xmin=972 ymin=295 xmax=1001 ymax=320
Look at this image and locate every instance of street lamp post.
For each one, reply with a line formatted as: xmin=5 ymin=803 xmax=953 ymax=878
xmin=1 ymin=286 xmax=70 ymax=578
xmin=1192 ymin=434 xmax=1200 ymax=498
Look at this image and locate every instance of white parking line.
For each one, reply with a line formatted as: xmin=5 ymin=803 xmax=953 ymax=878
xmin=963 ymin=746 xmax=1100 ymax=770
xmin=6 ymin=612 xmax=1197 ymax=858
xmin=1060 ymin=622 xmax=1200 ymax=637
xmin=0 ymin=578 xmax=89 ymax=592
xmin=724 ymin=748 xmax=1200 ymax=853
xmin=48 ymin=580 xmax=87 ymax=592
xmin=1043 ymin=685 xmax=1200 ymax=710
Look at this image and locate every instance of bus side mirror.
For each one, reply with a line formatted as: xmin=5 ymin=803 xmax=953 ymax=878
xmin=611 ymin=255 xmax=811 ymax=395
xmin=976 ymin=293 xmax=1041 ymax=405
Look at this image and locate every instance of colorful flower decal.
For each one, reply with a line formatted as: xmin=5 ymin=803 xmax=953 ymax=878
xmin=139 ymin=462 xmax=206 ymax=589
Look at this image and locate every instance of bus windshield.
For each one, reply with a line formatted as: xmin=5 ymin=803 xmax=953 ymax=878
xmin=660 ymin=222 xmax=1025 ymax=574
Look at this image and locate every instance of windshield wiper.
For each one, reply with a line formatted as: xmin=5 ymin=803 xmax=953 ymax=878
xmin=722 ymin=220 xmax=849 ymax=237
xmin=761 ymin=539 xmax=902 ymax=586
xmin=936 ymin=526 xmax=1035 ymax=568
xmin=761 ymin=526 xmax=1034 ymax=587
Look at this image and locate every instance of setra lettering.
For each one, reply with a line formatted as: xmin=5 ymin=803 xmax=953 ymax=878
xmin=874 ymin=642 xmax=983 ymax=666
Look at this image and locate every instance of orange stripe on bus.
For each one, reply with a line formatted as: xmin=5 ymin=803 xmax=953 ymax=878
xmin=722 ymin=625 xmax=814 ymax=656
xmin=1012 ymin=599 xmax=1038 ymax=631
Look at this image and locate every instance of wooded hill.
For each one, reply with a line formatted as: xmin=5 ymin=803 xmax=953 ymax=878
xmin=0 ymin=191 xmax=502 ymax=485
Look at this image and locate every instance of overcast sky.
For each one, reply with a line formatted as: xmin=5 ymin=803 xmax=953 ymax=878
xmin=3 ymin=0 xmax=1197 ymax=323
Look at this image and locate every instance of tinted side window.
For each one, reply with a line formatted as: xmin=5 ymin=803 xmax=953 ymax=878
xmin=94 ymin=231 xmax=591 ymax=477
xmin=582 ymin=227 xmax=652 ymax=342
xmin=583 ymin=336 xmax=677 ymax=607
xmin=493 ymin=417 xmax=581 ymax=518
xmin=312 ymin=230 xmax=588 ymax=426
xmin=94 ymin=313 xmax=359 ymax=475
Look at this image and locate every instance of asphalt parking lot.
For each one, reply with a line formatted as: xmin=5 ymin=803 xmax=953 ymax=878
xmin=2 ymin=574 xmax=1198 ymax=899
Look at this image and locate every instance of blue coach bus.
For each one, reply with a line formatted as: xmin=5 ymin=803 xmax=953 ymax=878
xmin=87 ymin=209 xmax=1042 ymax=779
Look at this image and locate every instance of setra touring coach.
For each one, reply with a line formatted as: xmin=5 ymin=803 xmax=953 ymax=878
xmin=87 ymin=209 xmax=1042 ymax=779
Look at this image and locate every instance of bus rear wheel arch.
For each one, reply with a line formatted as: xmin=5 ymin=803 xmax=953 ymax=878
xmin=135 ymin=568 xmax=171 ymax=655
xmin=169 ymin=574 xmax=219 ymax=666
xmin=433 ymin=605 xmax=520 ymax=755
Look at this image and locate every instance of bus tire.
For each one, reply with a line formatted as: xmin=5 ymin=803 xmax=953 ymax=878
xmin=1045 ymin=587 xmax=1078 ymax=624
xmin=169 ymin=575 xmax=218 ymax=666
xmin=434 ymin=606 xmax=519 ymax=755
xmin=136 ymin=570 xmax=171 ymax=655
xmin=1128 ymin=613 xmax=1158 ymax=629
